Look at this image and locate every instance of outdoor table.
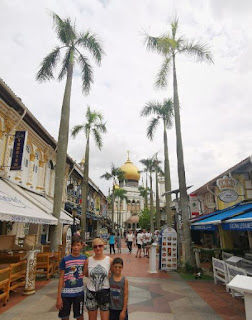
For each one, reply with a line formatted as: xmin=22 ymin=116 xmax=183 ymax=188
xmin=226 ymin=256 xmax=243 ymax=266
xmin=228 ymin=275 xmax=252 ymax=319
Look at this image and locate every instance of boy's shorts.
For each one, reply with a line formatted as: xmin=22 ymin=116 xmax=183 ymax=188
xmin=85 ymin=288 xmax=109 ymax=311
xmin=58 ymin=294 xmax=84 ymax=319
xmin=109 ymin=309 xmax=128 ymax=320
xmin=137 ymin=244 xmax=142 ymax=249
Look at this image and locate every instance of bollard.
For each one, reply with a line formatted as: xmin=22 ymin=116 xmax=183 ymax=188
xmin=148 ymin=243 xmax=158 ymax=273
xmin=23 ymin=249 xmax=40 ymax=295
xmin=194 ymin=248 xmax=201 ymax=269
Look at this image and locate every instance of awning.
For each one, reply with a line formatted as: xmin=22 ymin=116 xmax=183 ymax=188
xmin=222 ymin=210 xmax=252 ymax=231
xmin=6 ymin=180 xmax=75 ymax=225
xmin=191 ymin=202 xmax=252 ymax=228
xmin=0 ymin=179 xmax=57 ymax=225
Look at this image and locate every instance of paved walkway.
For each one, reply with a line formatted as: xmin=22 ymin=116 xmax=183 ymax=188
xmin=0 ymin=242 xmax=246 ymax=320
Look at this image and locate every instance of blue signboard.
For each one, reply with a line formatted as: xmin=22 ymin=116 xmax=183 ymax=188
xmin=10 ymin=131 xmax=27 ymax=170
xmin=222 ymin=221 xmax=252 ymax=231
xmin=191 ymin=224 xmax=217 ymax=231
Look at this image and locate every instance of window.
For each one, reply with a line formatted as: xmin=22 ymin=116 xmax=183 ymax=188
xmin=26 ymin=145 xmax=30 ymax=154
xmin=35 ymin=152 xmax=39 ymax=160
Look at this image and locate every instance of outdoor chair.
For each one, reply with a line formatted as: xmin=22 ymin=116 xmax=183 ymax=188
xmin=36 ymin=253 xmax=53 ymax=280
xmin=222 ymin=251 xmax=233 ymax=261
xmin=226 ymin=264 xmax=247 ymax=298
xmin=8 ymin=260 xmax=26 ymax=299
xmin=0 ymin=267 xmax=10 ymax=306
xmin=212 ymin=257 xmax=229 ymax=292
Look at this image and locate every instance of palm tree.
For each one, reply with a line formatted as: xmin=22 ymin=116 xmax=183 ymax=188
xmin=36 ymin=12 xmax=104 ymax=250
xmin=153 ymin=154 xmax=163 ymax=230
xmin=139 ymin=158 xmax=155 ymax=235
xmin=141 ymin=98 xmax=174 ymax=227
xmin=71 ymin=107 xmax=107 ymax=240
xmin=144 ymin=18 xmax=213 ymax=264
xmin=114 ymin=188 xmax=128 ymax=230
xmin=138 ymin=185 xmax=149 ymax=210
xmin=101 ymin=164 xmax=125 ymax=232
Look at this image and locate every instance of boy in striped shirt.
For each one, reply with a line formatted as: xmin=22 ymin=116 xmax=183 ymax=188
xmin=56 ymin=235 xmax=87 ymax=320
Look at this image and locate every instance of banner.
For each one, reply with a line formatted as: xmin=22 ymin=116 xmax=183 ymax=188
xmin=10 ymin=131 xmax=27 ymax=170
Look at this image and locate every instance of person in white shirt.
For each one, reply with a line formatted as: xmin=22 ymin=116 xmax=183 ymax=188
xmin=136 ymin=230 xmax=143 ymax=258
xmin=142 ymin=229 xmax=147 ymax=257
xmin=126 ymin=230 xmax=134 ymax=253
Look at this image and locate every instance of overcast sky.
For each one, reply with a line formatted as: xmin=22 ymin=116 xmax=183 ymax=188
xmin=1 ymin=0 xmax=252 ymax=196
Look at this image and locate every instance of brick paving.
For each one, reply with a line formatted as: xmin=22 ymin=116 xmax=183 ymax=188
xmin=0 ymin=240 xmax=246 ymax=319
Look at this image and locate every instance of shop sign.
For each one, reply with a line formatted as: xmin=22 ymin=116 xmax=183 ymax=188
xmin=218 ymin=189 xmax=238 ymax=203
xmin=206 ymin=202 xmax=216 ymax=209
xmin=10 ymin=131 xmax=27 ymax=170
xmin=191 ymin=224 xmax=217 ymax=231
xmin=222 ymin=221 xmax=252 ymax=231
xmin=217 ymin=176 xmax=236 ymax=190
xmin=160 ymin=227 xmax=177 ymax=271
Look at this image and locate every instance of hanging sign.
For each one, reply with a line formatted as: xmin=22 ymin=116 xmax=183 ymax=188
xmin=10 ymin=131 xmax=27 ymax=170
xmin=217 ymin=176 xmax=236 ymax=190
xmin=160 ymin=227 xmax=177 ymax=271
xmin=219 ymin=189 xmax=238 ymax=203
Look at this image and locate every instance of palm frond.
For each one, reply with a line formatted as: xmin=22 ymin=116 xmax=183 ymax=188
xmin=36 ymin=47 xmax=61 ymax=82
xmin=78 ymin=52 xmax=93 ymax=95
xmin=95 ymin=122 xmax=107 ymax=134
xmin=57 ymin=48 xmax=72 ymax=81
xmin=92 ymin=128 xmax=102 ymax=150
xmin=100 ymin=172 xmax=112 ymax=180
xmin=179 ymin=41 xmax=213 ymax=63
xmin=144 ymin=35 xmax=164 ymax=54
xmin=51 ymin=12 xmax=77 ymax=45
xmin=163 ymin=98 xmax=174 ymax=128
xmin=76 ymin=31 xmax=105 ymax=65
xmin=147 ymin=117 xmax=159 ymax=141
xmin=155 ymin=57 xmax=172 ymax=89
xmin=140 ymin=101 xmax=162 ymax=117
xmin=71 ymin=124 xmax=84 ymax=138
xmin=171 ymin=17 xmax=179 ymax=38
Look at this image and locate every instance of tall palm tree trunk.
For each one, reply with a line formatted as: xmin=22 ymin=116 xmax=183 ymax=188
xmin=112 ymin=184 xmax=115 ymax=233
xmin=149 ymin=172 xmax=154 ymax=235
xmin=51 ymin=63 xmax=73 ymax=251
xmin=81 ymin=134 xmax=90 ymax=240
xmin=145 ymin=173 xmax=148 ymax=209
xmin=155 ymin=163 xmax=160 ymax=230
xmin=164 ymin=125 xmax=172 ymax=227
xmin=172 ymin=54 xmax=194 ymax=265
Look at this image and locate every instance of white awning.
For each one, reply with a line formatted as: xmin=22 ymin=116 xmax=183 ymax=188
xmin=0 ymin=179 xmax=58 ymax=225
xmin=5 ymin=180 xmax=75 ymax=225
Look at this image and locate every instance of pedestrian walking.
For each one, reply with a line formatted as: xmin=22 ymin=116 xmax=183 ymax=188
xmin=116 ymin=232 xmax=122 ymax=254
xmin=125 ymin=230 xmax=134 ymax=253
xmin=56 ymin=235 xmax=87 ymax=320
xmin=109 ymin=257 xmax=129 ymax=320
xmin=109 ymin=233 xmax=116 ymax=254
xmin=142 ymin=229 xmax=147 ymax=256
xmin=84 ymin=238 xmax=113 ymax=320
xmin=136 ymin=230 xmax=143 ymax=258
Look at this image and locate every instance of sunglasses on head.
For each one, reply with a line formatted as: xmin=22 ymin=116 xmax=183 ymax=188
xmin=93 ymin=244 xmax=104 ymax=249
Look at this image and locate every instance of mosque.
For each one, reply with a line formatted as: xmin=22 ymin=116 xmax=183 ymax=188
xmin=114 ymin=152 xmax=144 ymax=230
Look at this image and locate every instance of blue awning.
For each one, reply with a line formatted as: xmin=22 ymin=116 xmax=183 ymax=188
xmin=191 ymin=202 xmax=252 ymax=226
xmin=222 ymin=210 xmax=252 ymax=231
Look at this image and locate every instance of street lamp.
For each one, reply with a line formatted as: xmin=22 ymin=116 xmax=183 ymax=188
xmin=72 ymin=206 xmax=78 ymax=235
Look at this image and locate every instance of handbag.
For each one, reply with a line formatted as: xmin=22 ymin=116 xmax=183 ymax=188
xmin=95 ymin=288 xmax=110 ymax=305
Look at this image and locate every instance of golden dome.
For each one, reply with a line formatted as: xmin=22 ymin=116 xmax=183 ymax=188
xmin=120 ymin=153 xmax=140 ymax=181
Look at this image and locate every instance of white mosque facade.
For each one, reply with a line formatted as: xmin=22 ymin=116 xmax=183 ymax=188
xmin=114 ymin=154 xmax=144 ymax=230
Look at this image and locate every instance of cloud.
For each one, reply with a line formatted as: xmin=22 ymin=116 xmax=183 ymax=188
xmin=0 ymin=0 xmax=252 ymax=196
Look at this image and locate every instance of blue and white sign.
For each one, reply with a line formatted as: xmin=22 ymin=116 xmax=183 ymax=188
xmin=191 ymin=224 xmax=217 ymax=231
xmin=10 ymin=131 xmax=27 ymax=170
xmin=222 ymin=221 xmax=252 ymax=231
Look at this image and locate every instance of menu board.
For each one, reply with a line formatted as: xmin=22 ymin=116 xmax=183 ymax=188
xmin=160 ymin=227 xmax=177 ymax=271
